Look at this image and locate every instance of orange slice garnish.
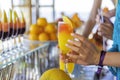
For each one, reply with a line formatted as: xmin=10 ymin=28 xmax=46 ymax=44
xmin=62 ymin=16 xmax=75 ymax=29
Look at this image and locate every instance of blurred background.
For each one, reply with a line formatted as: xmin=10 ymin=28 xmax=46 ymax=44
xmin=0 ymin=0 xmax=116 ymax=80
xmin=0 ymin=0 xmax=115 ymax=27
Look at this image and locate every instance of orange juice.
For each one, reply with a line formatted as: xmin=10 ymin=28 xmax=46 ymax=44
xmin=58 ymin=22 xmax=74 ymax=73
xmin=58 ymin=22 xmax=73 ymax=54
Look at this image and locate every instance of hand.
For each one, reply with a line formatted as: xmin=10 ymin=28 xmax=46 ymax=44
xmin=96 ymin=14 xmax=112 ymax=24
xmin=60 ymin=51 xmax=88 ymax=65
xmin=96 ymin=15 xmax=113 ymax=39
xmin=64 ymin=33 xmax=100 ymax=65
xmin=98 ymin=23 xmax=113 ymax=39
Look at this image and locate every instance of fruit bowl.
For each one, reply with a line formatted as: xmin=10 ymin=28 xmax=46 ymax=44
xmin=23 ymin=34 xmax=57 ymax=49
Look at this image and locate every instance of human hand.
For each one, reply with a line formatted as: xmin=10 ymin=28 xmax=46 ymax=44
xmin=62 ymin=33 xmax=100 ymax=65
xmin=96 ymin=15 xmax=113 ymax=39
xmin=60 ymin=51 xmax=88 ymax=65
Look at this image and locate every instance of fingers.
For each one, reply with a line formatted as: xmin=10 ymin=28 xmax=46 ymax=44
xmin=66 ymin=43 xmax=80 ymax=53
xmin=102 ymin=23 xmax=113 ymax=30
xmin=67 ymin=52 xmax=79 ymax=60
xmin=60 ymin=54 xmax=72 ymax=63
xmin=60 ymin=49 xmax=85 ymax=64
xmin=68 ymin=39 xmax=82 ymax=47
xmin=70 ymin=33 xmax=92 ymax=49
xmin=98 ymin=23 xmax=112 ymax=32
xmin=66 ymin=40 xmax=86 ymax=55
xmin=60 ymin=51 xmax=79 ymax=63
xmin=60 ymin=54 xmax=67 ymax=60
xmin=95 ymin=15 xmax=100 ymax=23
xmin=71 ymin=33 xmax=87 ymax=44
xmin=103 ymin=16 xmax=111 ymax=23
xmin=66 ymin=33 xmax=93 ymax=56
xmin=98 ymin=23 xmax=113 ymax=39
xmin=66 ymin=52 xmax=88 ymax=65
xmin=96 ymin=14 xmax=113 ymax=25
xmin=63 ymin=33 xmax=98 ymax=65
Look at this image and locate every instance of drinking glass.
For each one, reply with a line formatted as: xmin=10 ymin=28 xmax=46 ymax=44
xmin=0 ymin=20 xmax=2 ymax=53
xmin=1 ymin=10 xmax=10 ymax=54
xmin=18 ymin=11 xmax=27 ymax=51
xmin=13 ymin=11 xmax=23 ymax=51
xmin=58 ymin=22 xmax=75 ymax=77
xmin=8 ymin=9 xmax=14 ymax=50
xmin=11 ymin=10 xmax=24 ymax=52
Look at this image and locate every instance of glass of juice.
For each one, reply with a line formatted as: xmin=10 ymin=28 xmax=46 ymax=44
xmin=58 ymin=21 xmax=75 ymax=77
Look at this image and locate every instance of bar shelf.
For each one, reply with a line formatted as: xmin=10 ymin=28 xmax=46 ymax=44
xmin=0 ymin=38 xmax=51 ymax=80
xmin=0 ymin=41 xmax=50 ymax=69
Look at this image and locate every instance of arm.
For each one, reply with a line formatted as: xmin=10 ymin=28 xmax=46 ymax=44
xmin=82 ymin=0 xmax=102 ymax=38
xmin=103 ymin=52 xmax=120 ymax=67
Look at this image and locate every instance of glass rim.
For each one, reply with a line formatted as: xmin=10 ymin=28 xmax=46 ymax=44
xmin=58 ymin=21 xmax=68 ymax=27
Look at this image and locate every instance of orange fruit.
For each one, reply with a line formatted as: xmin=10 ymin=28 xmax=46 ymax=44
xmin=29 ymin=34 xmax=39 ymax=40
xmin=37 ymin=18 xmax=47 ymax=27
xmin=50 ymin=33 xmax=57 ymax=41
xmin=40 ymin=68 xmax=72 ymax=80
xmin=71 ymin=13 xmax=83 ymax=28
xmin=38 ymin=32 xmax=49 ymax=41
xmin=30 ymin=24 xmax=42 ymax=35
xmin=44 ymin=23 xmax=57 ymax=33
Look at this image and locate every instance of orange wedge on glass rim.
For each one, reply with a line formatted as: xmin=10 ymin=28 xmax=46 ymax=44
xmin=71 ymin=13 xmax=83 ymax=28
xmin=62 ymin=16 xmax=75 ymax=29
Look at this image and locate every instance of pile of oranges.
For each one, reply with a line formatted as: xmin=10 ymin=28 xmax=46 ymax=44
xmin=29 ymin=18 xmax=57 ymax=42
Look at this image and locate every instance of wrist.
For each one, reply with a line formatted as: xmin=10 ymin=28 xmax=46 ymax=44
xmin=96 ymin=50 xmax=106 ymax=77
xmin=98 ymin=50 xmax=106 ymax=66
xmin=94 ymin=50 xmax=101 ymax=65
